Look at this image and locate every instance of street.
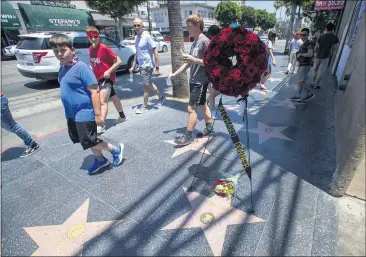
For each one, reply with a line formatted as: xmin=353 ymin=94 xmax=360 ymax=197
xmin=1 ymin=43 xmax=193 ymax=150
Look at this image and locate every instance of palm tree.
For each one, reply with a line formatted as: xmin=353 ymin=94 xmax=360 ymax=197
xmin=167 ymin=0 xmax=189 ymax=98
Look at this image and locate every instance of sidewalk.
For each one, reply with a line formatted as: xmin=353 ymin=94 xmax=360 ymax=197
xmin=2 ymin=46 xmax=340 ymax=256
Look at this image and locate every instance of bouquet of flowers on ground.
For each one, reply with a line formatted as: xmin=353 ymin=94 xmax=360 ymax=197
xmin=213 ymin=172 xmax=243 ymax=198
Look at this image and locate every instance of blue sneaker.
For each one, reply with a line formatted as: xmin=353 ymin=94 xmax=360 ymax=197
xmin=88 ymin=157 xmax=110 ymax=174
xmin=112 ymin=143 xmax=124 ymax=167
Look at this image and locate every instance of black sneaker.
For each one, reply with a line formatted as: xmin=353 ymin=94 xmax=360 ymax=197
xmin=302 ymin=93 xmax=315 ymax=102
xmin=310 ymin=84 xmax=315 ymax=88
xmin=197 ymin=128 xmax=215 ymax=138
xmin=289 ymin=96 xmax=301 ymax=102
xmin=20 ymin=143 xmax=40 ymax=158
xmin=174 ymin=135 xmax=194 ymax=146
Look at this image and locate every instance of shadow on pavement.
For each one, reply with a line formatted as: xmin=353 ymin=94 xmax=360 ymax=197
xmin=24 ymin=80 xmax=59 ymax=90
xmin=1 ymin=147 xmax=25 ymax=162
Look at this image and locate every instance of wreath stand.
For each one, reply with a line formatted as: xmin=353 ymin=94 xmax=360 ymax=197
xmin=188 ymin=94 xmax=255 ymax=213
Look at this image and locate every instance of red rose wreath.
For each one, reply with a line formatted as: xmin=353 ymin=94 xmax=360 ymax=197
xmin=204 ymin=27 xmax=268 ymax=97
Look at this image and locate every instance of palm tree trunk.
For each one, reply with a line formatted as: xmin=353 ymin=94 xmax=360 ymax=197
xmin=284 ymin=1 xmax=297 ymax=54
xmin=167 ymin=0 xmax=189 ymax=98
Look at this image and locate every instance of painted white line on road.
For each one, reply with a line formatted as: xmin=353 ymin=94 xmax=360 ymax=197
xmin=8 ymin=88 xmax=60 ymax=102
xmin=11 ymin=99 xmax=63 ymax=119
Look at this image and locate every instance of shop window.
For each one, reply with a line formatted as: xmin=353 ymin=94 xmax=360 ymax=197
xmin=73 ymin=37 xmax=90 ymax=49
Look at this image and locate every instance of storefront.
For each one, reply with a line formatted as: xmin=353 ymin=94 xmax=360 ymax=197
xmin=1 ymin=1 xmax=21 ymax=46
xmin=90 ymin=12 xmax=119 ymax=42
xmin=17 ymin=3 xmax=94 ymax=32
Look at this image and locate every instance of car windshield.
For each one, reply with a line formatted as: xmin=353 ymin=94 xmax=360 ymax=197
xmin=17 ymin=37 xmax=51 ymax=50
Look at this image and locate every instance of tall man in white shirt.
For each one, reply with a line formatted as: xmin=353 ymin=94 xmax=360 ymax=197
xmin=129 ymin=18 xmax=166 ymax=114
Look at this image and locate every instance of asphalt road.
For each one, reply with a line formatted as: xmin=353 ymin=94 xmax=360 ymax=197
xmin=1 ymin=51 xmax=172 ymax=98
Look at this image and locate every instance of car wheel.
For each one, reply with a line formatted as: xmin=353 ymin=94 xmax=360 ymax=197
xmin=162 ymin=45 xmax=168 ymax=53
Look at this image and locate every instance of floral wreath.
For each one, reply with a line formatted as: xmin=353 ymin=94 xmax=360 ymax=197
xmin=204 ymin=27 xmax=268 ymax=97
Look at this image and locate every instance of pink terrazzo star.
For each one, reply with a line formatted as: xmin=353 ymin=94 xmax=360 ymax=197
xmin=161 ymin=188 xmax=265 ymax=256
xmin=248 ymin=121 xmax=294 ymax=144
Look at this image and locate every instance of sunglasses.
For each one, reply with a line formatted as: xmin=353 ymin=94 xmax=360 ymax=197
xmin=134 ymin=24 xmax=141 ymax=28
xmin=87 ymin=32 xmax=99 ymax=38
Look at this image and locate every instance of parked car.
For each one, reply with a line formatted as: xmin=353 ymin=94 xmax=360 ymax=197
xmin=121 ymin=36 xmax=169 ymax=53
xmin=2 ymin=45 xmax=17 ymax=58
xmin=15 ymin=32 xmax=138 ymax=81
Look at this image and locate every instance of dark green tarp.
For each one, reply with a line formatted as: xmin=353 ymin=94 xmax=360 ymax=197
xmin=1 ymin=1 xmax=21 ymax=30
xmin=18 ymin=3 xmax=94 ymax=31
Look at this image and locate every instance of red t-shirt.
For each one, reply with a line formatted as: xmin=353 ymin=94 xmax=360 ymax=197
xmin=89 ymin=43 xmax=117 ymax=82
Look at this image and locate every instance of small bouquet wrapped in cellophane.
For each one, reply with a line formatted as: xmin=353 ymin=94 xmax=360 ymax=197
xmin=213 ymin=172 xmax=242 ymax=198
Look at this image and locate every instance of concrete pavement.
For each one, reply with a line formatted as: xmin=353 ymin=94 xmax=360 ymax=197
xmin=2 ymin=40 xmax=342 ymax=256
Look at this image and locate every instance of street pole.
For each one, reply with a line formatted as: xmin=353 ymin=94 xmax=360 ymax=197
xmin=147 ymin=1 xmax=152 ymax=33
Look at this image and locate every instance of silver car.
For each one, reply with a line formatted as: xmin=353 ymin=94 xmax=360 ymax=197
xmin=15 ymin=31 xmax=137 ymax=80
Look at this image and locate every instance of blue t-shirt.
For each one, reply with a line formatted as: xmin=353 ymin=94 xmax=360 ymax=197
xmin=58 ymin=61 xmax=98 ymax=122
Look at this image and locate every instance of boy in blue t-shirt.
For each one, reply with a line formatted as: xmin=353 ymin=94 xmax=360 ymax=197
xmin=49 ymin=33 xmax=124 ymax=174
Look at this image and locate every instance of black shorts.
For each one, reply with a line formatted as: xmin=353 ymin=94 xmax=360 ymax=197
xmin=67 ymin=119 xmax=103 ymax=150
xmin=98 ymin=78 xmax=116 ymax=98
xmin=189 ymin=83 xmax=208 ymax=106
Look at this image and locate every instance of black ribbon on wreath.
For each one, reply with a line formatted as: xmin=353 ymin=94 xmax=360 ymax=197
xmin=188 ymin=27 xmax=267 ymax=212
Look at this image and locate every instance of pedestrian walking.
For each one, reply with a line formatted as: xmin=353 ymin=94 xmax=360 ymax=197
xmin=311 ymin=23 xmax=339 ymax=89
xmin=169 ymin=14 xmax=214 ymax=146
xmin=259 ymin=33 xmax=277 ymax=91
xmin=289 ymin=28 xmax=315 ymax=102
xmin=1 ymin=92 xmax=40 ymax=157
xmin=49 ymin=33 xmax=124 ymax=174
xmin=128 ymin=18 xmax=166 ymax=114
xmin=286 ymin=32 xmax=302 ymax=74
xmin=207 ymin=25 xmax=221 ymax=119
xmin=86 ymin=26 xmax=127 ymax=135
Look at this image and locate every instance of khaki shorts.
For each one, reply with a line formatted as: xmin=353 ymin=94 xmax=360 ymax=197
xmin=140 ymin=67 xmax=154 ymax=86
xmin=298 ymin=66 xmax=311 ymax=82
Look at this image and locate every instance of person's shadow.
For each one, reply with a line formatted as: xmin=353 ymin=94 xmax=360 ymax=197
xmin=79 ymin=154 xmax=113 ymax=175
xmin=1 ymin=147 xmax=26 ymax=162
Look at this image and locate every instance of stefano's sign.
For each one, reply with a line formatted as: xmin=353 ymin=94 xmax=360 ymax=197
xmin=1 ymin=14 xmax=19 ymax=24
xmin=49 ymin=19 xmax=81 ymax=27
xmin=315 ymin=0 xmax=345 ymax=10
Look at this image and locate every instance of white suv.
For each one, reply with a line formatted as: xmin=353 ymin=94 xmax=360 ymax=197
xmin=15 ymin=32 xmax=137 ymax=80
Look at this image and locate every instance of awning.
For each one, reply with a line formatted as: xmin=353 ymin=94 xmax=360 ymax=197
xmin=18 ymin=3 xmax=95 ymax=31
xmin=1 ymin=1 xmax=21 ymax=30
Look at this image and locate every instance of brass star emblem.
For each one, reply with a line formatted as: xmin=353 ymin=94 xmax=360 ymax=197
xmin=24 ymin=199 xmax=123 ymax=256
xmin=161 ymin=188 xmax=265 ymax=256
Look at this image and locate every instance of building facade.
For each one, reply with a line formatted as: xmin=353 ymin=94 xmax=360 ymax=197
xmin=151 ymin=2 xmax=218 ymax=41
xmin=327 ymin=0 xmax=365 ymax=198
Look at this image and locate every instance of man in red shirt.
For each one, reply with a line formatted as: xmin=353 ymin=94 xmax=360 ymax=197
xmin=86 ymin=26 xmax=127 ymax=134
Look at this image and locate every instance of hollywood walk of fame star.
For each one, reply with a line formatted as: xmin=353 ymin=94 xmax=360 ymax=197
xmin=224 ymin=105 xmax=240 ymax=112
xmin=271 ymin=98 xmax=299 ymax=109
xmin=165 ymin=137 xmax=213 ymax=158
xmin=251 ymin=89 xmax=268 ymax=95
xmin=161 ymin=188 xmax=265 ymax=256
xmin=24 ymin=199 xmax=123 ymax=256
xmin=248 ymin=121 xmax=294 ymax=144
xmin=267 ymin=77 xmax=283 ymax=82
